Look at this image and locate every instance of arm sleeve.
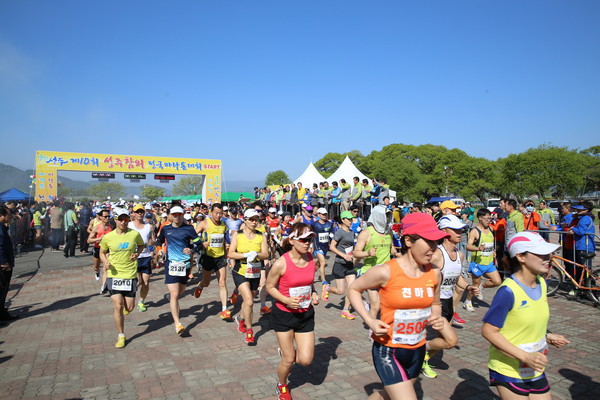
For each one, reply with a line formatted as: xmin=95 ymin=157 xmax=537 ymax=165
xmin=156 ymin=228 xmax=165 ymax=246
xmin=482 ymin=285 xmax=514 ymax=328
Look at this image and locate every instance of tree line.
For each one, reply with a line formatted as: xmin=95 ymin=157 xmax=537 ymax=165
xmin=266 ymin=144 xmax=600 ymax=203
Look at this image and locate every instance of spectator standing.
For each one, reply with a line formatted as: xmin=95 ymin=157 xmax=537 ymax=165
xmin=63 ymin=202 xmax=79 ymax=258
xmin=49 ymin=202 xmax=64 ymax=252
xmin=79 ymin=201 xmax=93 ymax=254
xmin=0 ymin=206 xmax=18 ymax=321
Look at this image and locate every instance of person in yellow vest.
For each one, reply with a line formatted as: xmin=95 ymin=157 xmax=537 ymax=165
xmin=193 ymin=203 xmax=232 ymax=319
xmin=228 ymin=209 xmax=269 ymax=345
xmin=353 ymin=205 xmax=397 ymax=320
xmin=482 ymin=232 xmax=569 ymax=399
xmin=463 ymin=208 xmax=502 ymax=312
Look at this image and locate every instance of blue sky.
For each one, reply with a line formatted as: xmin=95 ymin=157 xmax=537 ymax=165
xmin=1 ymin=1 xmax=599 ymax=189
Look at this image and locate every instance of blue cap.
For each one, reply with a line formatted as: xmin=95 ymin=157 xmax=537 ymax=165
xmin=570 ymin=204 xmax=585 ymax=210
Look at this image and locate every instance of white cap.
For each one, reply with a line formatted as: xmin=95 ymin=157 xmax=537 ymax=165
xmin=145 ymin=203 xmax=152 ymax=210
xmin=277 ymin=210 xmax=283 ymax=215
xmin=223 ymin=206 xmax=229 ymax=211
xmin=268 ymin=207 xmax=277 ymax=213
xmin=438 ymin=215 xmax=467 ymax=230
xmin=317 ymin=207 xmax=328 ymax=214
xmin=289 ymin=229 xmax=317 ymax=240
xmin=115 ymin=208 xmax=130 ymax=218
xmin=301 ymin=203 xmax=308 ymax=208
xmin=244 ymin=209 xmax=260 ymax=219
xmin=161 ymin=213 xmax=167 ymax=218
xmin=184 ymin=213 xmax=192 ymax=220
xmin=170 ymin=206 xmax=185 ymax=214
xmin=507 ymin=232 xmax=560 ymax=258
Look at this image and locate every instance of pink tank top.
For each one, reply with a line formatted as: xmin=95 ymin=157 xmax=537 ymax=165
xmin=276 ymin=252 xmax=316 ymax=313
xmin=95 ymin=223 xmax=113 ymax=248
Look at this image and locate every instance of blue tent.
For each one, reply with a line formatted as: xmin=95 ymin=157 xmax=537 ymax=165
xmin=0 ymin=188 xmax=33 ymax=202
xmin=428 ymin=196 xmax=452 ymax=203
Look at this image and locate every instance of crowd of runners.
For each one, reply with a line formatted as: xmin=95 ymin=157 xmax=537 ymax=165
xmin=0 ymin=190 xmax=597 ymax=400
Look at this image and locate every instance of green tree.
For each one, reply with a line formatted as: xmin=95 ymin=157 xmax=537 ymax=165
xmin=265 ymin=170 xmax=290 ymax=186
xmin=498 ymin=145 xmax=586 ymax=199
xmin=87 ymin=182 xmax=126 ymax=199
xmin=172 ymin=176 xmax=204 ymax=196
xmin=580 ymin=146 xmax=600 ymax=194
xmin=140 ymin=185 xmax=165 ymax=201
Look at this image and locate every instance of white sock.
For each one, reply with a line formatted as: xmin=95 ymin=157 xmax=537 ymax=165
xmin=118 ymin=333 xmax=125 ymax=337
xmin=222 ymin=306 xmax=227 ymax=312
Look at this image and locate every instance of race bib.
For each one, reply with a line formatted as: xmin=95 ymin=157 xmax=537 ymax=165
xmin=210 ymin=233 xmax=224 ymax=248
xmin=440 ymin=274 xmax=460 ymax=294
xmin=344 ymin=246 xmax=354 ymax=254
xmin=392 ymin=307 xmax=431 ymax=345
xmin=289 ymin=285 xmax=312 ymax=309
xmin=318 ymin=232 xmax=329 ymax=244
xmin=169 ymin=261 xmax=188 ymax=276
xmin=517 ymin=337 xmax=548 ymax=378
xmin=111 ymin=278 xmax=132 ymax=291
xmin=481 ymin=243 xmax=494 ymax=257
xmin=244 ymin=261 xmax=261 ymax=279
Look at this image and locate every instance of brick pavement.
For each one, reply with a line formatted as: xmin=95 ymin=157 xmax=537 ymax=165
xmin=0 ymin=249 xmax=599 ymax=399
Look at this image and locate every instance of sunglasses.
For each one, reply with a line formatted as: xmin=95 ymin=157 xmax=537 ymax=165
xmin=296 ymin=237 xmax=312 ymax=243
xmin=247 ymin=217 xmax=260 ymax=223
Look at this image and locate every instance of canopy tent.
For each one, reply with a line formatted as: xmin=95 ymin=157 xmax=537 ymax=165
xmin=0 ymin=188 xmax=33 ymax=202
xmin=327 ymin=156 xmax=398 ymax=201
xmin=326 ymin=156 xmax=370 ymax=185
xmin=292 ymin=162 xmax=326 ymax=187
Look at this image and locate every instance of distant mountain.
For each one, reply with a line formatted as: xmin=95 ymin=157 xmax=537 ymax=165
xmin=0 ymin=163 xmax=89 ymax=193
xmin=0 ymin=163 xmax=261 ymax=197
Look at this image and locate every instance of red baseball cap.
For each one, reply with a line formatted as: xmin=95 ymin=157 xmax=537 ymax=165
xmin=402 ymin=213 xmax=449 ymax=241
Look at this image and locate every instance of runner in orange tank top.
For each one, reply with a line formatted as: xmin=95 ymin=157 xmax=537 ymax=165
xmin=348 ymin=213 xmax=457 ymax=400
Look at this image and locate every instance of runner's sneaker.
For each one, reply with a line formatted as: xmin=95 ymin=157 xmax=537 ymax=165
xmin=260 ymin=305 xmax=272 ymax=315
xmin=230 ymin=291 xmax=239 ymax=305
xmin=176 ymin=323 xmax=186 ymax=335
xmin=476 ymin=284 xmax=484 ymax=300
xmin=341 ymin=310 xmax=355 ymax=320
xmin=463 ymin=300 xmax=474 ymax=312
xmin=234 ymin=315 xmax=246 ymax=333
xmin=220 ymin=310 xmax=232 ymax=320
xmin=245 ymin=329 xmax=254 ymax=344
xmin=276 ymin=383 xmax=292 ymax=400
xmin=123 ymin=308 xmax=130 ymax=315
xmin=95 ymin=272 xmax=100 ymax=281
xmin=322 ymin=283 xmax=330 ymax=302
xmin=115 ymin=336 xmax=126 ymax=348
xmin=421 ymin=359 xmax=437 ymax=379
xmin=137 ymin=301 xmax=147 ymax=312
xmin=452 ymin=312 xmax=465 ymax=325
xmin=193 ymin=284 xmax=203 ymax=298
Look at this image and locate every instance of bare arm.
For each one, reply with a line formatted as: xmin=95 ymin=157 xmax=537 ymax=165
xmin=352 ymin=230 xmax=373 ymax=259
xmin=348 ymin=264 xmax=390 ymax=335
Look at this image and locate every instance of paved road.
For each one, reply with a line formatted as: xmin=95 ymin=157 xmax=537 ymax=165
xmin=1 ymin=248 xmax=599 ymax=399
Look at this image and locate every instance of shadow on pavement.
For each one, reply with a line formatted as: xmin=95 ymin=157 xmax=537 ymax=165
xmin=450 ymin=368 xmax=498 ymax=399
xmin=559 ymin=368 xmax=600 ymax=399
xmin=289 ymin=336 xmax=342 ymax=389
xmin=13 ymin=295 xmax=94 ymax=319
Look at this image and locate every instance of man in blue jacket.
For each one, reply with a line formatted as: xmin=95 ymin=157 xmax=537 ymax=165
xmin=569 ymin=201 xmax=596 ymax=273
xmin=0 ymin=206 xmax=18 ymax=321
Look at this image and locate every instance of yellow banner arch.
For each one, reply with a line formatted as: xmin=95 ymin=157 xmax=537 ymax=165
xmin=35 ymin=151 xmax=221 ymax=204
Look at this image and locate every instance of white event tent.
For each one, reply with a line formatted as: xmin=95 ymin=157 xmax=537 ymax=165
xmin=293 ymin=162 xmax=326 ymax=187
xmin=326 ymin=156 xmax=370 ymax=184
